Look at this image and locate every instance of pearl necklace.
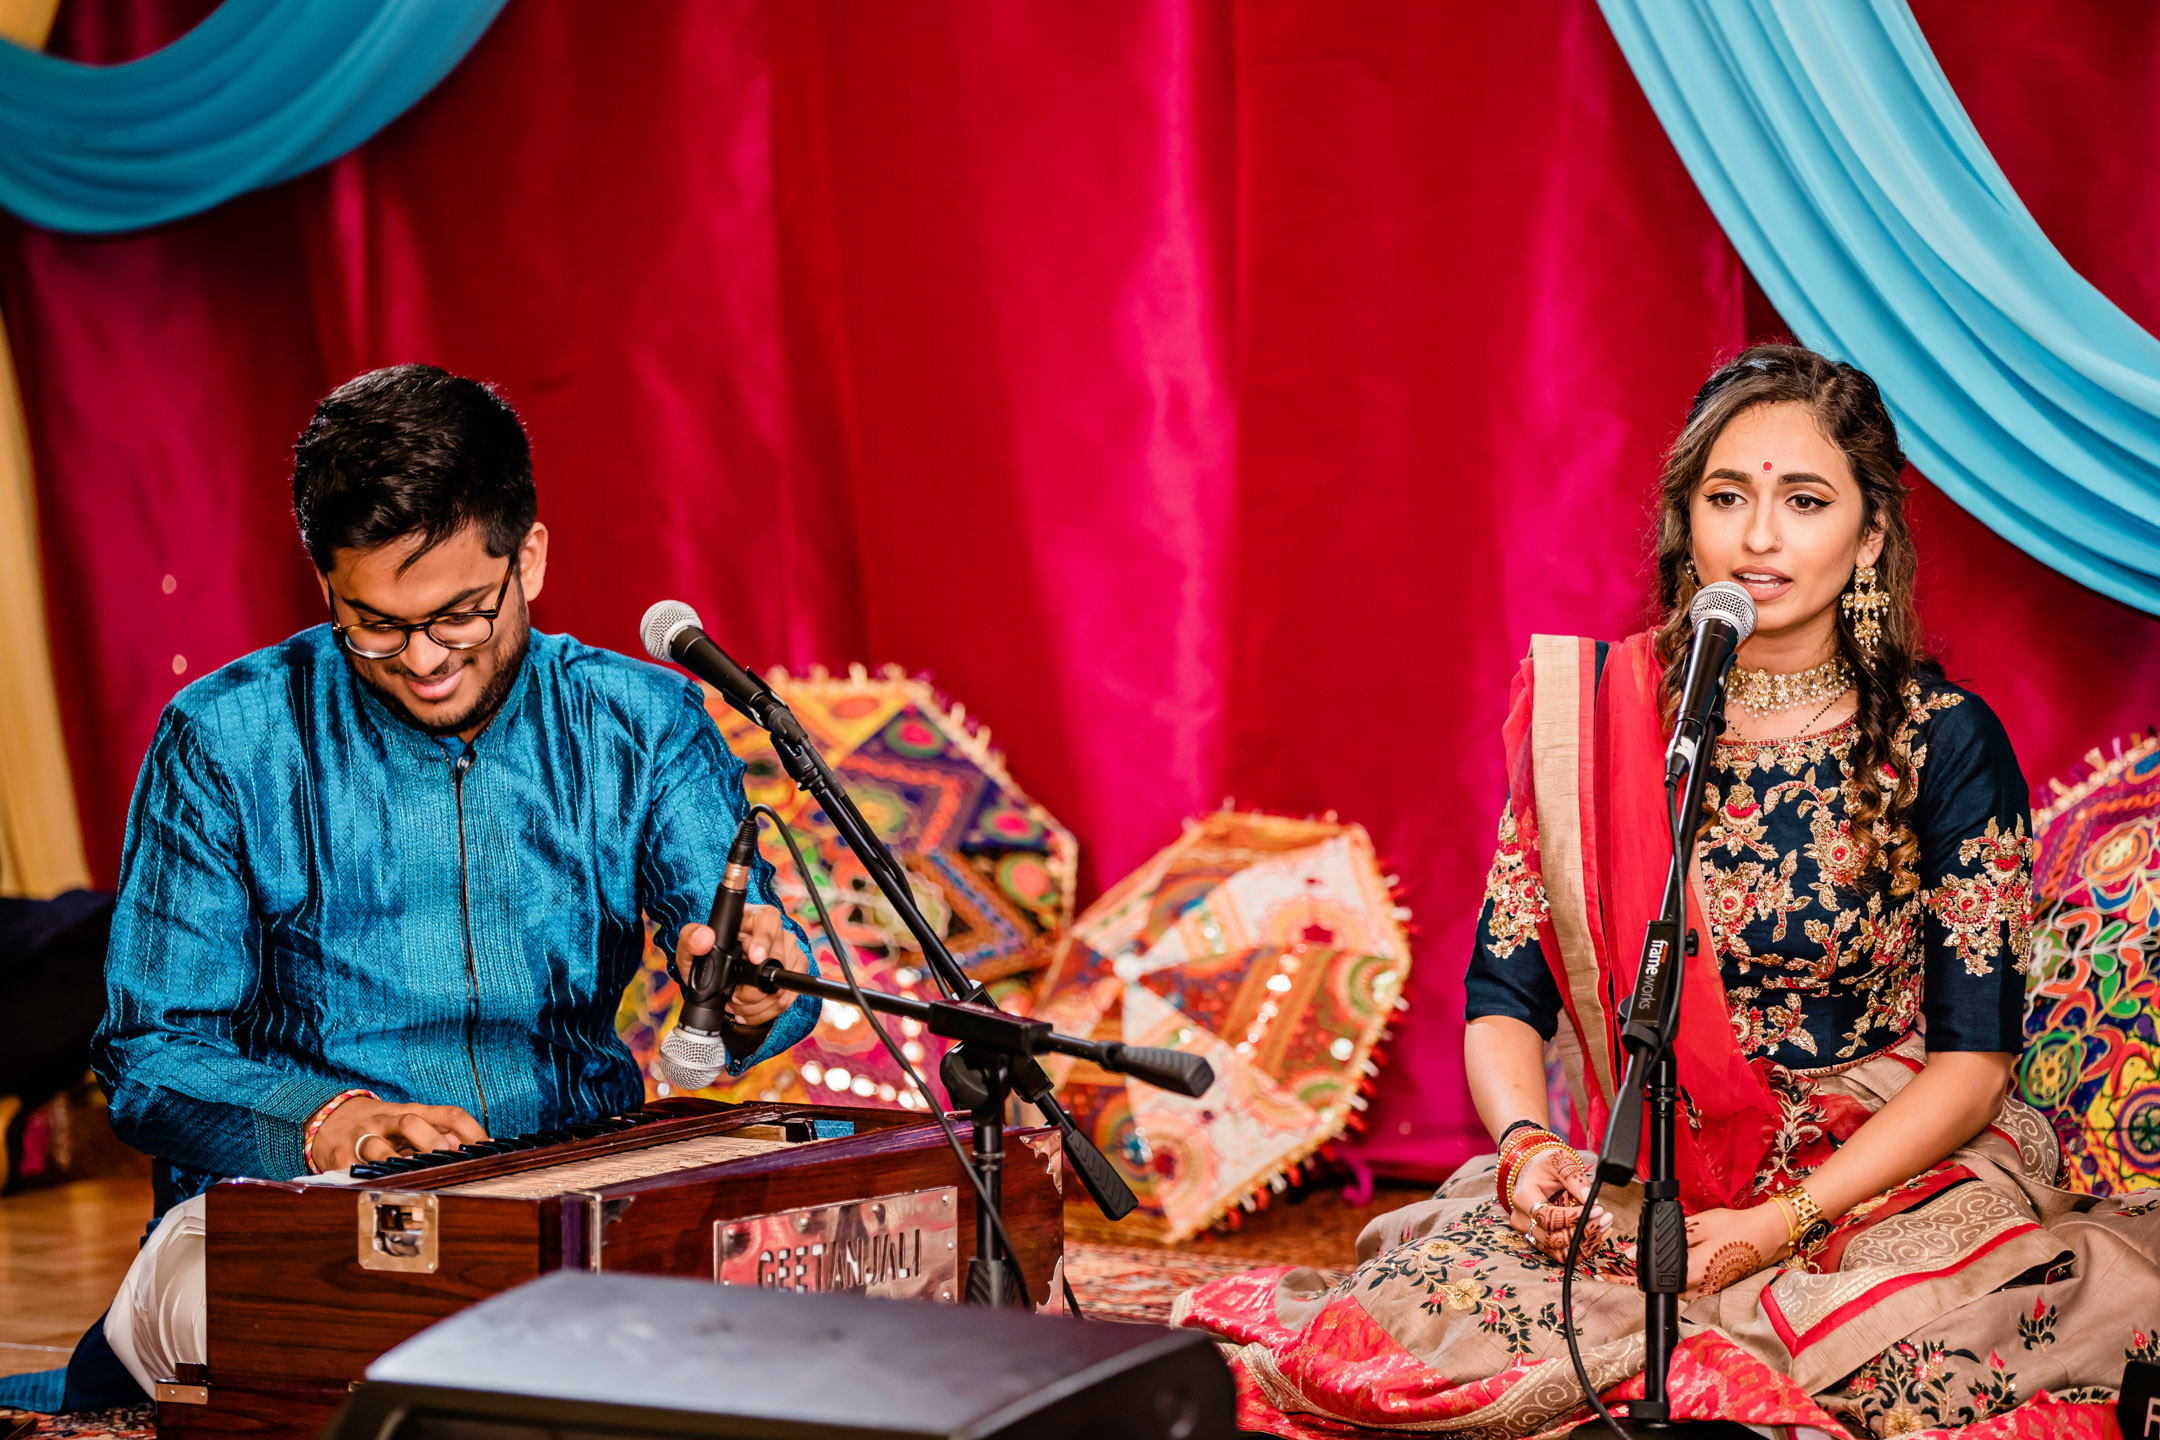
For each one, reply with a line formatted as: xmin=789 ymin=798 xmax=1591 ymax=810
xmin=1726 ymin=655 xmax=1852 ymax=716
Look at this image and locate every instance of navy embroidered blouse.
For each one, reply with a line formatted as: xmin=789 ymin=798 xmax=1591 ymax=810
xmin=1464 ymin=680 xmax=2034 ymax=1070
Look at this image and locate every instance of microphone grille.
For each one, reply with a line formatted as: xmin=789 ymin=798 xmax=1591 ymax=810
xmin=639 ymin=600 xmax=702 ymax=665
xmin=1689 ymin=580 xmax=1758 ymax=644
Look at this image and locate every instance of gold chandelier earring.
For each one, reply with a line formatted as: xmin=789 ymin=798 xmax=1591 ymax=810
xmin=1842 ymin=561 xmax=1886 ymax=654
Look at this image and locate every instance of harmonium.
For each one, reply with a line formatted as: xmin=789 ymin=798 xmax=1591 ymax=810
xmin=157 ymin=1097 xmax=1064 ymax=1439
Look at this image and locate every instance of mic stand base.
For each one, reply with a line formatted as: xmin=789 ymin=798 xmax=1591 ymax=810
xmin=940 ymin=1044 xmax=1022 ymax=1308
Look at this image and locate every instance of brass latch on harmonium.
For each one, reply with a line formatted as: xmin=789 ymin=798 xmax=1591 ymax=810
xmin=357 ymin=1191 xmax=438 ymax=1273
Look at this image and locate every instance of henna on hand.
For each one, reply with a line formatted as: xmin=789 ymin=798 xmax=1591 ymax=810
xmin=1698 ymin=1239 xmax=1762 ymax=1295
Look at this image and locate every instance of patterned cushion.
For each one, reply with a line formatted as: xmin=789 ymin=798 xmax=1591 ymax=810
xmin=2018 ymin=733 xmax=2160 ymax=1194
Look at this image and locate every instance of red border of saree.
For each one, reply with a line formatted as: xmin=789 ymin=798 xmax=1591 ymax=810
xmin=1509 ymin=632 xmax=1780 ymax=1210
xmin=1759 ymin=1222 xmax=2041 ymax=1356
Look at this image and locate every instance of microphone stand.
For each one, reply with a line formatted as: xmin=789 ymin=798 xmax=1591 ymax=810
xmin=1568 ymin=684 xmax=1755 ymax=1440
xmin=750 ymin=705 xmax=1145 ymax=1228
xmin=718 ymin=955 xmax=1213 ymax=1306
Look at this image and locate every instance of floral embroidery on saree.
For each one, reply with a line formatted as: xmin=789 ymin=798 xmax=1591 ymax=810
xmin=1840 ymin=1338 xmax=2022 ymax=1435
xmin=2016 ymin=1296 xmax=2057 ymax=1350
xmin=1927 ymin=816 xmax=2037 ymax=977
xmin=1480 ymin=805 xmax=1548 ymax=957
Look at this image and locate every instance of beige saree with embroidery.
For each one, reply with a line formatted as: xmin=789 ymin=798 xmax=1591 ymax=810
xmin=1176 ymin=635 xmax=2160 ymax=1438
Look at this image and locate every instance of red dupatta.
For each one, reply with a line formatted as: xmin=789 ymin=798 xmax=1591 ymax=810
xmin=1500 ymin=631 xmax=1778 ymax=1212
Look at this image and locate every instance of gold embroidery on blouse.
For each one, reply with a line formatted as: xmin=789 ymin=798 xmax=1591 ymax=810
xmin=1696 ymin=689 xmax=2020 ymax=1064
xmin=1481 ymin=806 xmax=1548 ymax=957
xmin=1926 ymin=815 xmax=2036 ymax=977
xmin=1714 ymin=716 xmax=1857 ymax=776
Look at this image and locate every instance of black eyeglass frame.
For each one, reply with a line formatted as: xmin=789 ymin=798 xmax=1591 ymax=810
xmin=329 ymin=558 xmax=520 ymax=661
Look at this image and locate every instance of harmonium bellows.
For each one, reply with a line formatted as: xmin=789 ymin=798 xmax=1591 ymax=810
xmin=158 ymin=1097 xmax=1064 ymax=1440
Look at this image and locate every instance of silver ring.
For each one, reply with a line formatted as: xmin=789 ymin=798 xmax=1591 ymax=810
xmin=354 ymin=1131 xmax=391 ymax=1163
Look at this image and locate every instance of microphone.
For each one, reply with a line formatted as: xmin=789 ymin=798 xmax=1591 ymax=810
xmin=639 ymin=600 xmax=802 ymax=740
xmin=658 ymin=815 xmax=761 ymax=1093
xmin=1663 ymin=580 xmax=1757 ymax=784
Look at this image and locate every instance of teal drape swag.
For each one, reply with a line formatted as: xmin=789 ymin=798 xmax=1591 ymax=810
xmin=0 ymin=0 xmax=506 ymax=234
xmin=1600 ymin=0 xmax=2160 ymax=615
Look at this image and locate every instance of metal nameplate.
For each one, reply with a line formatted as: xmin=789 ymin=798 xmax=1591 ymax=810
xmin=715 ymin=1186 xmax=957 ymax=1303
xmin=358 ymin=1191 xmax=438 ymax=1273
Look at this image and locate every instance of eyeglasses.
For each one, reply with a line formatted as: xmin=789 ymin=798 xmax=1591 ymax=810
xmin=330 ymin=560 xmax=519 ymax=661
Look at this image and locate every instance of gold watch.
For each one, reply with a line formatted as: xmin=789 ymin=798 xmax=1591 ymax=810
xmin=1771 ymin=1183 xmax=1831 ymax=1254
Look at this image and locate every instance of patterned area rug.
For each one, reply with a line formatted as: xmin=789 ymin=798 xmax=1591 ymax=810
xmin=1067 ymin=1239 xmax=1347 ymax=1324
xmin=0 ymin=1406 xmax=150 ymax=1439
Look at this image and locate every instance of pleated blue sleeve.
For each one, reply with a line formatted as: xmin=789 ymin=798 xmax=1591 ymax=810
xmin=94 ymin=709 xmax=361 ymax=1181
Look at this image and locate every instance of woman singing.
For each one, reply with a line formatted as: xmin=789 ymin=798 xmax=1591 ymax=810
xmin=1177 ymin=345 xmax=2160 ymax=1436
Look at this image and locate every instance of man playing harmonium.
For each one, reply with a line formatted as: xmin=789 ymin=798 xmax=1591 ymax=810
xmin=68 ymin=364 xmax=821 ymax=1405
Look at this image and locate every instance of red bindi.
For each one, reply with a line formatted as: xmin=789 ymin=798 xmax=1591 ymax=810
xmin=1763 ymin=461 xmax=1773 ymax=470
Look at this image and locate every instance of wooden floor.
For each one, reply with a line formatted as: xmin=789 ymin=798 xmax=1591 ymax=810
xmin=0 ymin=1176 xmax=154 ymax=1379
xmin=0 ymin=1168 xmax=1425 ymax=1383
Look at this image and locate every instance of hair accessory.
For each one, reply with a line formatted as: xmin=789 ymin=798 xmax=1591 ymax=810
xmin=1843 ymin=561 xmax=1887 ymax=654
xmin=1726 ymin=656 xmax=1852 ymax=717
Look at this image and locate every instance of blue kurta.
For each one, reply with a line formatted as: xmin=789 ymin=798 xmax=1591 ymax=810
xmin=94 ymin=625 xmax=819 ymax=1201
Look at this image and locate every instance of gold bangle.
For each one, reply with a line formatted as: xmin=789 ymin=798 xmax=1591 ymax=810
xmin=1769 ymin=1193 xmax=1800 ymax=1253
xmin=1493 ymin=1127 xmax=1561 ymax=1208
xmin=1498 ymin=1125 xmax=1560 ymax=1163
xmin=1499 ymin=1140 xmax=1572 ymax=1212
xmin=1771 ymin=1183 xmax=1831 ymax=1255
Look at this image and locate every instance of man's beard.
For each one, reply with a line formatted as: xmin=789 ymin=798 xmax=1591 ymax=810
xmin=349 ymin=616 xmax=530 ymax=739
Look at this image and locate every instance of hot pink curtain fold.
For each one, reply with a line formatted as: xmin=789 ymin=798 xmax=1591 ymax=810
xmin=5 ymin=0 xmax=2159 ymax=1176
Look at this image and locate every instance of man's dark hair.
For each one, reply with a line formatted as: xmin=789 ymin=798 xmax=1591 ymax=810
xmin=292 ymin=364 xmax=537 ymax=573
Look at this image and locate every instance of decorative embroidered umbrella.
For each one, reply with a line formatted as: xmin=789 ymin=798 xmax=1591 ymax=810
xmin=1031 ymin=810 xmax=1412 ymax=1242
xmin=617 ymin=665 xmax=1078 ymax=1110
xmin=2020 ymin=732 xmax=2160 ymax=1194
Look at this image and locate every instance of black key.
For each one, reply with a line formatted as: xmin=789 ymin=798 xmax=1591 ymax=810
xmin=562 ymin=1122 xmax=614 ymax=1138
xmin=524 ymin=1130 xmax=575 ymax=1146
xmin=350 ymin=1164 xmax=387 ymax=1180
xmin=370 ymin=1157 xmax=425 ymax=1175
xmin=453 ymin=1141 xmax=518 ymax=1156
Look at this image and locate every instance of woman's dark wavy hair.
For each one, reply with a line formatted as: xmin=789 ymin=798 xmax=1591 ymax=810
xmin=292 ymin=364 xmax=535 ymax=574
xmin=1653 ymin=344 xmax=1934 ymax=894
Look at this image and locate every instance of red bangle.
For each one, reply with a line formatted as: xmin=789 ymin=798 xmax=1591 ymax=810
xmin=303 ymin=1089 xmax=377 ymax=1173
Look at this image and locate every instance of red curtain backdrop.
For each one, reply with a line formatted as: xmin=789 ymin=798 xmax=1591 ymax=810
xmin=5 ymin=0 xmax=2159 ymax=1179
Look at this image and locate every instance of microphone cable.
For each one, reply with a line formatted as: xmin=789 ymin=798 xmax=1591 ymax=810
xmin=749 ymin=803 xmax=1083 ymax=1318
xmin=1560 ymin=1168 xmax=1626 ymax=1439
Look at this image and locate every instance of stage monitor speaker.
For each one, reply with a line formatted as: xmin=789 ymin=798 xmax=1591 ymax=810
xmin=321 ymin=1270 xmax=1238 ymax=1440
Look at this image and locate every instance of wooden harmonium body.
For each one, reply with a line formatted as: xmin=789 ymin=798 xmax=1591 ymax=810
xmin=162 ymin=1097 xmax=1064 ymax=1440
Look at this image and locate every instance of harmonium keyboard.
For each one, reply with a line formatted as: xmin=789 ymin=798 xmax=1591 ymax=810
xmin=157 ymin=1097 xmax=1064 ymax=1440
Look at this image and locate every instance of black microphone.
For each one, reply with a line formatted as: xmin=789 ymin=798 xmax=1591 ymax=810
xmin=1663 ymin=580 xmax=1757 ymax=784
xmin=659 ymin=815 xmax=759 ymax=1091
xmin=639 ymin=600 xmax=804 ymax=741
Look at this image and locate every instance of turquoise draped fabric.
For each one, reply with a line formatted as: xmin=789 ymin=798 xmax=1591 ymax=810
xmin=0 ymin=0 xmax=507 ymax=234
xmin=1600 ymin=0 xmax=2160 ymax=616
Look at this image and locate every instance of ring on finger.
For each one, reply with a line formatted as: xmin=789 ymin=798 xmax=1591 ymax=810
xmin=354 ymin=1131 xmax=389 ymax=1164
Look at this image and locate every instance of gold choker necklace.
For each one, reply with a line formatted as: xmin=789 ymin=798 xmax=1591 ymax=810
xmin=1727 ymin=656 xmax=1852 ymax=716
